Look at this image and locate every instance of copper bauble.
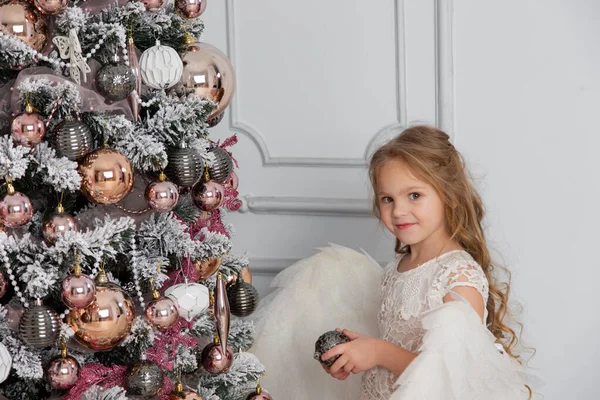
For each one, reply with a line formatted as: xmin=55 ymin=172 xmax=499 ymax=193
xmin=0 ymin=270 xmax=6 ymax=299
xmin=61 ymin=273 xmax=95 ymax=310
xmin=0 ymin=191 xmax=33 ymax=228
xmin=11 ymin=110 xmax=46 ymax=147
xmin=200 ymin=341 xmax=233 ymax=374
xmin=145 ymin=176 xmax=179 ymax=212
xmin=193 ymin=257 xmax=221 ymax=280
xmin=33 ymin=0 xmax=68 ymax=15
xmin=175 ymin=0 xmax=207 ymax=18
xmin=0 ymin=1 xmax=48 ymax=52
xmin=140 ymin=0 xmax=167 ymax=10
xmin=42 ymin=208 xmax=78 ymax=244
xmin=67 ymin=274 xmax=135 ymax=351
xmin=181 ymin=42 xmax=235 ymax=121
xmin=145 ymin=295 xmax=179 ymax=330
xmin=78 ymin=148 xmax=134 ymax=205
xmin=191 ymin=180 xmax=223 ymax=211
xmin=46 ymin=354 xmax=80 ymax=390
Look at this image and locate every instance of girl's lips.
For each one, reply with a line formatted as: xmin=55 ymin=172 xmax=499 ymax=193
xmin=396 ymin=223 xmax=416 ymax=230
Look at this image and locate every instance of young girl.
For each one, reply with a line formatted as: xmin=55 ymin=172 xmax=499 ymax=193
xmin=320 ymin=125 xmax=535 ymax=399
xmin=250 ymin=126 xmax=537 ymax=399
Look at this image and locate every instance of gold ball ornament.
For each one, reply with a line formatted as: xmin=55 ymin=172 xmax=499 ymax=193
xmin=193 ymin=257 xmax=221 ymax=280
xmin=0 ymin=1 xmax=48 ymax=52
xmin=67 ymin=271 xmax=135 ymax=351
xmin=181 ymin=42 xmax=236 ymax=122
xmin=245 ymin=384 xmax=273 ymax=400
xmin=78 ymin=148 xmax=134 ymax=205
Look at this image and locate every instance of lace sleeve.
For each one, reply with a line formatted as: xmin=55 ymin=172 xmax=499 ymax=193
xmin=445 ymin=262 xmax=489 ymax=301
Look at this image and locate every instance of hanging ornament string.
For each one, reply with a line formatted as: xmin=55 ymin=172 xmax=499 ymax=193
xmin=0 ymin=241 xmax=28 ymax=308
xmin=130 ymin=236 xmax=145 ymax=308
xmin=114 ymin=203 xmax=150 ymax=215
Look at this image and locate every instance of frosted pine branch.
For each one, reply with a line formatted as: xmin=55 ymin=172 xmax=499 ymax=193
xmin=33 ymin=142 xmax=81 ymax=192
xmin=0 ymin=137 xmax=31 ymax=180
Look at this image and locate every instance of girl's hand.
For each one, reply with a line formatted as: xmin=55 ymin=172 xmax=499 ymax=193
xmin=322 ymin=329 xmax=380 ymax=375
xmin=321 ymin=362 xmax=350 ymax=380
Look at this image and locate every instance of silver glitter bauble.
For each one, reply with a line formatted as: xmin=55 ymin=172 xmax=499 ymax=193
xmin=313 ymin=330 xmax=351 ymax=368
xmin=53 ymin=117 xmax=93 ymax=161
xmin=96 ymin=62 xmax=136 ymax=101
xmin=19 ymin=300 xmax=61 ymax=348
xmin=165 ymin=146 xmax=203 ymax=187
xmin=207 ymin=146 xmax=233 ymax=184
xmin=227 ymin=279 xmax=259 ymax=317
xmin=126 ymin=360 xmax=164 ymax=397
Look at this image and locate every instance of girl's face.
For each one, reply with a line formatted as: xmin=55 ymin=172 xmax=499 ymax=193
xmin=375 ymin=160 xmax=448 ymax=251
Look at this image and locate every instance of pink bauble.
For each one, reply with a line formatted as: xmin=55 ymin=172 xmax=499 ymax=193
xmin=140 ymin=0 xmax=167 ymax=10
xmin=145 ymin=296 xmax=179 ymax=330
xmin=200 ymin=342 xmax=233 ymax=373
xmin=62 ymin=274 xmax=96 ymax=309
xmin=145 ymin=179 xmax=179 ymax=212
xmin=0 ymin=192 xmax=33 ymax=228
xmin=191 ymin=180 xmax=223 ymax=211
xmin=223 ymin=171 xmax=239 ymax=190
xmin=46 ymin=355 xmax=80 ymax=390
xmin=42 ymin=211 xmax=78 ymax=244
xmin=11 ymin=111 xmax=46 ymax=147
xmin=175 ymin=0 xmax=207 ymax=18
xmin=33 ymin=0 xmax=68 ymax=14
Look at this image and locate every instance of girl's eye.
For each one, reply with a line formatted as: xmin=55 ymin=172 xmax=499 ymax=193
xmin=380 ymin=196 xmax=393 ymax=204
xmin=408 ymin=192 xmax=421 ymax=200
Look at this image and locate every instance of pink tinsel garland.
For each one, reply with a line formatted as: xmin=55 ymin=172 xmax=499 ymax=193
xmin=64 ymin=364 xmax=127 ymax=400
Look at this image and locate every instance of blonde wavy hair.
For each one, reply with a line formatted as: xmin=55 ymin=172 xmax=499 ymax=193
xmin=369 ymin=125 xmax=527 ymax=363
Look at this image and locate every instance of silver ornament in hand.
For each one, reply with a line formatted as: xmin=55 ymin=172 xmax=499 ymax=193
xmin=314 ymin=330 xmax=351 ymax=368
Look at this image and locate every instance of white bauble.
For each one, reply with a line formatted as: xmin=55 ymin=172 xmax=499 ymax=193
xmin=164 ymin=283 xmax=209 ymax=322
xmin=0 ymin=342 xmax=12 ymax=384
xmin=139 ymin=40 xmax=184 ymax=89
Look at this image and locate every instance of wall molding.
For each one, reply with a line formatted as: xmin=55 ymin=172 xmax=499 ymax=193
xmin=239 ymin=196 xmax=373 ymax=217
xmin=224 ymin=0 xmax=408 ymax=167
xmin=434 ymin=0 xmax=455 ymax=138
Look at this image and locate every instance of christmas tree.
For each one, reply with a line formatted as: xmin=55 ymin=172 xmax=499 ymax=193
xmin=0 ymin=0 xmax=270 ymax=399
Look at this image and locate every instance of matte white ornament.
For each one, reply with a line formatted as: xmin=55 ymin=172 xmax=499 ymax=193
xmin=164 ymin=283 xmax=209 ymax=322
xmin=139 ymin=40 xmax=183 ymax=89
xmin=0 ymin=342 xmax=12 ymax=384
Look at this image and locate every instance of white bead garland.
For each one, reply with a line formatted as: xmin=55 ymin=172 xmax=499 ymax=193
xmin=0 ymin=245 xmax=28 ymax=308
xmin=0 ymin=28 xmax=125 ymax=70
xmin=130 ymin=238 xmax=145 ymax=308
xmin=130 ymin=90 xmax=161 ymax=108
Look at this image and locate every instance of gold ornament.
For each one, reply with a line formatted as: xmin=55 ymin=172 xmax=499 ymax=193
xmin=193 ymin=257 xmax=221 ymax=280
xmin=181 ymin=42 xmax=235 ymax=122
xmin=0 ymin=1 xmax=48 ymax=52
xmin=78 ymin=147 xmax=134 ymax=205
xmin=67 ymin=270 xmax=135 ymax=351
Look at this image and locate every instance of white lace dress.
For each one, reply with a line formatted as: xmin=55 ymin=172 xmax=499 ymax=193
xmin=359 ymin=250 xmax=489 ymax=400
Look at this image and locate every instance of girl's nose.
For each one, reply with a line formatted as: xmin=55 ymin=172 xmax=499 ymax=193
xmin=392 ymin=202 xmax=408 ymax=217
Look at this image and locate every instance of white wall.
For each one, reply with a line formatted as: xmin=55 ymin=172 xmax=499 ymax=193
xmin=202 ymin=1 xmax=599 ymax=398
